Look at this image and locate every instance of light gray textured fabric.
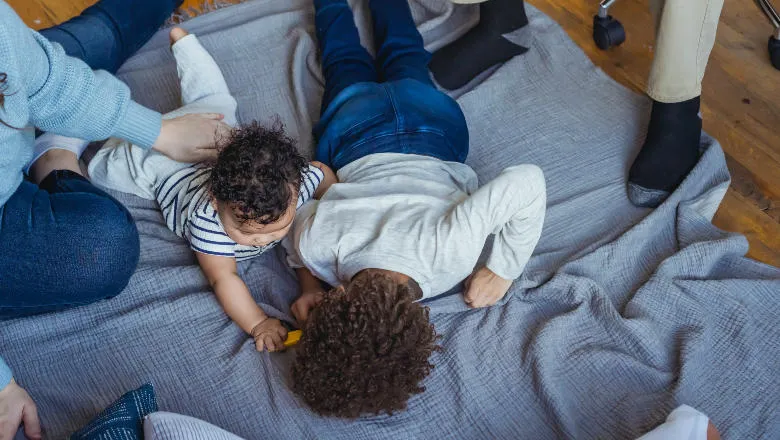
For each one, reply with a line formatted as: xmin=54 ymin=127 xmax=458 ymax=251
xmin=144 ymin=412 xmax=245 ymax=440
xmin=627 ymin=182 xmax=670 ymax=208
xmin=0 ymin=1 xmax=778 ymax=439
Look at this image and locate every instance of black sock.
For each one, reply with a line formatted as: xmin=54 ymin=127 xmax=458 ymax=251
xmin=472 ymin=0 xmax=530 ymax=34
xmin=430 ymin=0 xmax=530 ymax=90
xmin=627 ymin=96 xmax=702 ymax=207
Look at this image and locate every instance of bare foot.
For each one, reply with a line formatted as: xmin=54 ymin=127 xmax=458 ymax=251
xmin=169 ymin=27 xmax=190 ymax=46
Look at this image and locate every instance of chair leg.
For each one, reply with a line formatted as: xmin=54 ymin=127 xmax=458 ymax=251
xmin=769 ymin=32 xmax=780 ymax=70
xmin=593 ymin=0 xmax=626 ymax=50
xmin=754 ymin=0 xmax=780 ymax=69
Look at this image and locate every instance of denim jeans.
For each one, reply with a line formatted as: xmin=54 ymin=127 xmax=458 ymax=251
xmin=39 ymin=0 xmax=182 ymax=74
xmin=312 ymin=0 xmax=469 ymax=171
xmin=0 ymin=0 xmax=176 ymax=318
xmin=0 ymin=172 xmax=139 ymax=318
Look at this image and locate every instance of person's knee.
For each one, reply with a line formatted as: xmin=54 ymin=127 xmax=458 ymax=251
xmin=76 ymin=198 xmax=140 ymax=300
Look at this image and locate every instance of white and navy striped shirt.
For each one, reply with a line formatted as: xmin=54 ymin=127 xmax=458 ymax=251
xmin=156 ymin=164 xmax=324 ymax=261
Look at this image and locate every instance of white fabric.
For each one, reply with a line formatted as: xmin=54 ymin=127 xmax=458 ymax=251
xmin=26 ymin=132 xmax=89 ymax=174
xmin=144 ymin=412 xmax=245 ymax=440
xmin=284 ymin=153 xmax=546 ymax=298
xmin=637 ymin=405 xmax=711 ymax=440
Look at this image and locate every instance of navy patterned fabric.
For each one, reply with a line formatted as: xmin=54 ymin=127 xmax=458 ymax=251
xmin=70 ymin=384 xmax=158 ymax=440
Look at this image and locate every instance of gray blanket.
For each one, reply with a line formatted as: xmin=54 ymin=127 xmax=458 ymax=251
xmin=2 ymin=1 xmax=778 ymax=438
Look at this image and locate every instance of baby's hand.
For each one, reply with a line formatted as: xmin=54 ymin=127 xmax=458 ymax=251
xmin=463 ymin=266 xmax=513 ymax=308
xmin=251 ymin=318 xmax=288 ymax=352
xmin=291 ymin=290 xmax=325 ymax=324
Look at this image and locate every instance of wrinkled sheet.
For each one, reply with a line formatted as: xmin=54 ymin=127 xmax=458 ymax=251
xmin=1 ymin=0 xmax=778 ymax=438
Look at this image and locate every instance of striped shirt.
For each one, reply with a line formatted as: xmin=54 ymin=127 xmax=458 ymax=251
xmin=156 ymin=164 xmax=324 ymax=261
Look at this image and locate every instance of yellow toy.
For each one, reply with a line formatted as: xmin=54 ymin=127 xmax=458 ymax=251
xmin=283 ymin=330 xmax=302 ymax=348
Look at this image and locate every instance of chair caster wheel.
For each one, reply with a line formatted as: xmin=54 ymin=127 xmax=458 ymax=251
xmin=593 ymin=15 xmax=626 ymax=50
xmin=770 ymin=36 xmax=780 ymax=70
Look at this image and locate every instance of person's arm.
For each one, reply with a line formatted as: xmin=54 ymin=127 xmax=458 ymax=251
xmin=0 ymin=0 xmax=159 ymax=148
xmin=281 ymin=220 xmax=330 ymax=323
xmin=195 ymin=252 xmax=287 ymax=351
xmin=483 ymin=165 xmax=546 ymax=280
xmin=0 ymin=3 xmax=224 ymax=162
xmin=310 ymin=161 xmax=338 ymax=199
xmin=451 ymin=165 xmax=546 ymax=307
xmin=297 ymin=267 xmax=324 ymax=294
xmin=290 ymin=267 xmax=327 ymax=323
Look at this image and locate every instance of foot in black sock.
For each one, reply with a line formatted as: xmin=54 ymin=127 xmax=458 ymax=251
xmin=430 ymin=0 xmax=530 ymax=90
xmin=627 ymin=96 xmax=702 ymax=208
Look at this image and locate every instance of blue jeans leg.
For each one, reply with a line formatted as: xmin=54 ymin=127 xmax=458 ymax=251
xmin=315 ymin=0 xmax=379 ymax=112
xmin=368 ymin=0 xmax=433 ymax=85
xmin=39 ymin=0 xmax=182 ymax=73
xmin=0 ymin=171 xmax=140 ymax=319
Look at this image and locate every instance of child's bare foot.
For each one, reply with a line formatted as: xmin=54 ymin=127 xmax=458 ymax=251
xmin=169 ymin=27 xmax=189 ymax=46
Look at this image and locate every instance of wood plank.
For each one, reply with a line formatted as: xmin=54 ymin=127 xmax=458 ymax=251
xmin=13 ymin=0 xmax=92 ymax=29
xmin=714 ymin=190 xmax=780 ymax=267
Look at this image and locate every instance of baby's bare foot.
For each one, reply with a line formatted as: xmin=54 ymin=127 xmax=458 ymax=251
xmin=169 ymin=27 xmax=189 ymax=46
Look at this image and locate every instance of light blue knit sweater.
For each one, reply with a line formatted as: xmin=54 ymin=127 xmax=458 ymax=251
xmin=0 ymin=0 xmax=163 ymax=390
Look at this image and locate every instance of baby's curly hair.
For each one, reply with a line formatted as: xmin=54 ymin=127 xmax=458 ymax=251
xmin=209 ymin=121 xmax=307 ymax=224
xmin=292 ymin=272 xmax=440 ymax=418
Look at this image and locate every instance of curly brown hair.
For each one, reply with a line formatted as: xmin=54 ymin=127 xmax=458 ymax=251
xmin=209 ymin=120 xmax=307 ymax=224
xmin=291 ymin=272 xmax=440 ymax=418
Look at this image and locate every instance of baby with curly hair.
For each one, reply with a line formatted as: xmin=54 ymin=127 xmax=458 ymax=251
xmin=86 ymin=27 xmax=336 ymax=352
xmin=283 ymin=0 xmax=546 ymax=418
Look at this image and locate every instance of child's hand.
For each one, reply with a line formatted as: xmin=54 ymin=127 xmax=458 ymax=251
xmin=251 ymin=318 xmax=288 ymax=352
xmin=463 ymin=266 xmax=513 ymax=308
xmin=291 ymin=290 xmax=325 ymax=324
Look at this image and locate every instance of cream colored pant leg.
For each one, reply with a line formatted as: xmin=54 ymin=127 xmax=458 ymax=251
xmin=88 ymin=34 xmax=238 ymax=199
xmin=647 ymin=0 xmax=725 ymax=102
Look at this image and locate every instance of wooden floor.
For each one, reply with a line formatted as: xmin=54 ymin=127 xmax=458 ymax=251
xmin=10 ymin=0 xmax=780 ymax=267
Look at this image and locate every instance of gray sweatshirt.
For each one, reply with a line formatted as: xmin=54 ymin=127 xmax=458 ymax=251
xmin=284 ymin=153 xmax=546 ymax=299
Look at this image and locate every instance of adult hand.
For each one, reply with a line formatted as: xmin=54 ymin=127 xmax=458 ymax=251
xmin=463 ymin=266 xmax=513 ymax=308
xmin=152 ymin=113 xmax=231 ymax=163
xmin=291 ymin=291 xmax=325 ymax=324
xmin=0 ymin=380 xmax=41 ymax=440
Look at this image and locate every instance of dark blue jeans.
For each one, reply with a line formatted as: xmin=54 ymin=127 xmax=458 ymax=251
xmin=313 ymin=0 xmax=469 ymax=171
xmin=0 ymin=0 xmax=177 ymax=318
xmin=0 ymin=172 xmax=139 ymax=318
xmin=39 ymin=0 xmax=182 ymax=74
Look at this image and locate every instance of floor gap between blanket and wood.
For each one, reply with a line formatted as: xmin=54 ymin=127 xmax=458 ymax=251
xmin=10 ymin=0 xmax=780 ymax=267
